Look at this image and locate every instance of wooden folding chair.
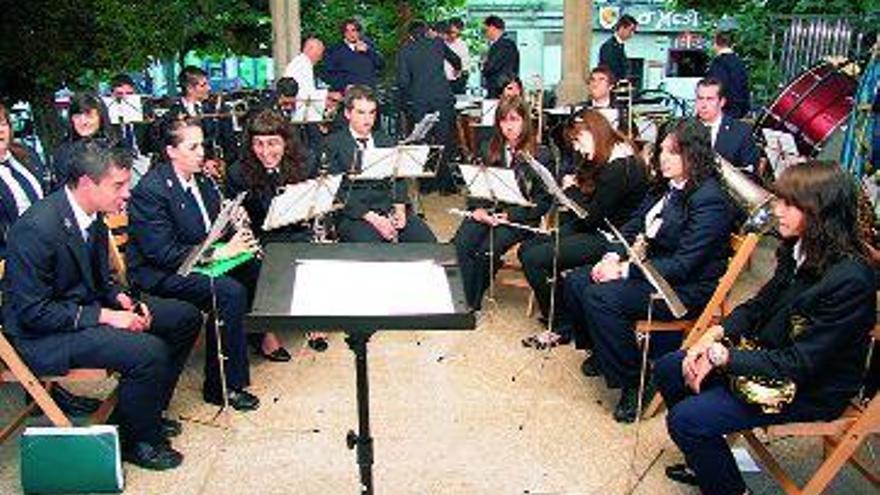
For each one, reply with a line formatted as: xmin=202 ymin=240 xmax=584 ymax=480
xmin=738 ymin=324 xmax=880 ymax=494
xmin=497 ymin=212 xmax=556 ymax=317
xmin=0 ymin=331 xmax=117 ymax=443
xmin=105 ymin=212 xmax=128 ymax=286
xmin=637 ymin=233 xmax=762 ymax=417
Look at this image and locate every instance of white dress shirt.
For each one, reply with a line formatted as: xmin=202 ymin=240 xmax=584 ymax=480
xmin=64 ymin=186 xmax=96 ymax=242
xmin=176 ymin=172 xmax=211 ymax=233
xmin=444 ymin=38 xmax=470 ymax=81
xmin=0 ymin=151 xmax=44 ymax=215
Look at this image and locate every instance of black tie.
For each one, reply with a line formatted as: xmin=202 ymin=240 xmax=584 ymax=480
xmin=194 ymin=103 xmax=203 ymax=117
xmin=356 ymin=137 xmax=369 ymax=149
xmin=1 ymin=159 xmax=40 ymax=205
xmin=87 ymin=221 xmax=103 ymax=286
xmin=184 ymin=186 xmax=207 ymax=232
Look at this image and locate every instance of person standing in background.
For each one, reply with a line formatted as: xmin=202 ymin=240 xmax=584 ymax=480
xmin=481 ymin=15 xmax=519 ymax=99
xmin=707 ymin=31 xmax=751 ymax=119
xmin=444 ymin=18 xmax=471 ymax=96
xmin=599 ymin=14 xmax=638 ymax=83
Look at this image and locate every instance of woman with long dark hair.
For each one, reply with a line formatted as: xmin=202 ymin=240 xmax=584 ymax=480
xmin=657 ymin=161 xmax=876 ymax=495
xmin=453 ymin=96 xmax=553 ymax=311
xmin=519 ymin=108 xmax=648 ymax=348
xmin=563 ymin=118 xmax=737 ymax=423
xmin=51 ymin=92 xmax=116 ymax=188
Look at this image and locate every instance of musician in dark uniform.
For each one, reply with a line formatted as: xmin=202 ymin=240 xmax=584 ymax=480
xmin=52 ymin=92 xmax=116 ymax=189
xmin=3 ymin=142 xmax=201 ymax=470
xmin=108 ymin=74 xmax=155 ymax=156
xmin=706 ymin=31 xmax=751 ymax=119
xmin=481 ymin=16 xmax=520 ymax=99
xmin=695 ymin=77 xmax=760 ymax=173
xmin=397 ymin=20 xmax=461 ymax=195
xmin=454 ymin=96 xmax=553 ymax=311
xmin=323 ymin=85 xmax=436 ymax=243
xmin=520 ymin=109 xmax=648 ymax=347
xmin=126 ymin=118 xmax=261 ymax=411
xmin=160 ymin=66 xmax=236 ymax=181
xmin=598 ymin=15 xmax=638 ymax=83
xmin=563 ymin=118 xmax=737 ymax=423
xmin=657 ymin=161 xmax=876 ymax=495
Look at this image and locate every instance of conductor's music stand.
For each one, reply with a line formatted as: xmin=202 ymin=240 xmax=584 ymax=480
xmin=246 ymin=243 xmax=474 ymax=495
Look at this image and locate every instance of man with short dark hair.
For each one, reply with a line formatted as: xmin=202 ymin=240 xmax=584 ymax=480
xmin=323 ymin=19 xmax=385 ymax=91
xmin=695 ymin=77 xmax=759 ymax=171
xmin=444 ymin=17 xmax=471 ymax=95
xmin=108 ymin=74 xmax=154 ymax=156
xmin=3 ymin=141 xmax=201 ymax=470
xmin=481 ymin=15 xmax=519 ymax=98
xmin=599 ymin=14 xmax=638 ymax=82
xmin=707 ymin=31 xmax=751 ymax=119
xmin=323 ymin=85 xmax=437 ymax=243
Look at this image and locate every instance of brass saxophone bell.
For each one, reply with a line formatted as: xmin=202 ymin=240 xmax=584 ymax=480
xmin=715 ymin=155 xmax=777 ymax=234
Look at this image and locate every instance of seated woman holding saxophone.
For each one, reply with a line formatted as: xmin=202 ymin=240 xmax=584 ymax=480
xmin=453 ymin=96 xmax=553 ymax=311
xmin=562 ymin=118 xmax=737 ymax=423
xmin=655 ymin=161 xmax=876 ymax=495
xmin=126 ymin=117 xmax=262 ymax=411
xmin=519 ymin=108 xmax=648 ymax=348
xmin=225 ymin=107 xmax=328 ymax=353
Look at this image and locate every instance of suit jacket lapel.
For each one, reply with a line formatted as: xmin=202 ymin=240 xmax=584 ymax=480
xmin=56 ymin=192 xmax=97 ymax=293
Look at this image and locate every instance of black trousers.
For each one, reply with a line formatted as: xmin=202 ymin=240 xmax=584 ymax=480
xmin=518 ymin=227 xmax=611 ymax=322
xmin=411 ymin=98 xmax=457 ymax=193
xmin=337 ymin=214 xmax=437 ymax=243
xmin=454 ymin=218 xmax=532 ymax=310
xmin=13 ymin=296 xmax=201 ymax=444
xmin=655 ymin=351 xmax=834 ymax=495
xmin=149 ymin=260 xmax=260 ymax=400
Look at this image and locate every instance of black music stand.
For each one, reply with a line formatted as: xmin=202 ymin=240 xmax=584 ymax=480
xmin=245 ymin=243 xmax=474 ymax=495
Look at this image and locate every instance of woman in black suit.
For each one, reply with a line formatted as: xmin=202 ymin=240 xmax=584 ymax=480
xmin=563 ymin=118 xmax=737 ymax=423
xmin=656 ymin=161 xmax=876 ymax=495
xmin=519 ymin=109 xmax=648 ymax=347
xmin=52 ymin=92 xmax=116 ymax=189
xmin=453 ymin=96 xmax=553 ymax=311
xmin=226 ymin=108 xmax=326 ymax=354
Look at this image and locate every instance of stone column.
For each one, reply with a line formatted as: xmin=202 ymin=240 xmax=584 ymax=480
xmin=556 ymin=0 xmax=591 ymax=105
xmin=270 ymin=0 xmax=301 ymax=81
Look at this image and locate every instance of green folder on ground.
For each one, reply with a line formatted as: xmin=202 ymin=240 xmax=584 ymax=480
xmin=20 ymin=425 xmax=124 ymax=494
xmin=193 ymin=242 xmax=255 ymax=277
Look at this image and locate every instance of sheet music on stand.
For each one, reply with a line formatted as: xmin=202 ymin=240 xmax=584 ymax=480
xmin=263 ymin=174 xmax=343 ymax=231
xmin=178 ymin=191 xmax=248 ymax=276
xmin=102 ymin=95 xmax=145 ymax=124
xmin=291 ymin=89 xmax=327 ymax=123
xmin=400 ymin=112 xmax=440 ymax=144
xmin=458 ymin=163 xmax=532 ymax=207
xmin=518 ymin=151 xmax=588 ymax=219
xmin=353 ymin=146 xmax=434 ymax=180
xmin=762 ymin=128 xmax=801 ymax=178
xmin=480 ymin=99 xmax=499 ymax=126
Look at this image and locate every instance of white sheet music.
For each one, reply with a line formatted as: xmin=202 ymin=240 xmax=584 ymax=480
xmin=458 ymin=164 xmax=531 ymax=206
xmin=102 ymin=95 xmax=144 ymax=124
xmin=762 ymin=129 xmax=800 ymax=178
xmin=356 ymin=146 xmax=431 ymax=180
xmin=480 ymin=99 xmax=499 ymax=126
xmin=263 ymin=174 xmax=342 ymax=231
xmin=292 ymin=89 xmax=327 ymax=122
xmin=290 ymin=260 xmax=455 ymax=316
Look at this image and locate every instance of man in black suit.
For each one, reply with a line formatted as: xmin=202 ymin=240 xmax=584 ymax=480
xmin=707 ymin=32 xmax=751 ymax=119
xmin=599 ymin=14 xmax=638 ymax=83
xmin=126 ymin=117 xmax=262 ymax=411
xmin=397 ymin=20 xmax=462 ymax=195
xmin=481 ymin=15 xmax=519 ymax=98
xmin=3 ymin=142 xmax=201 ymax=470
xmin=108 ymin=74 xmax=155 ymax=156
xmin=695 ymin=77 xmax=760 ymax=172
xmin=323 ymin=85 xmax=436 ymax=243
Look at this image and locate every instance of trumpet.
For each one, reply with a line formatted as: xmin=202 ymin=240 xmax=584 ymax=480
xmin=448 ymin=208 xmax=550 ymax=235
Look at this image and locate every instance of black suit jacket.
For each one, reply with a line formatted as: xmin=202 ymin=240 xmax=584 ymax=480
xmin=0 ymin=145 xmax=50 ymax=259
xmin=724 ymin=245 xmax=876 ymax=417
xmin=466 ymin=145 xmax=554 ymax=226
xmin=3 ymin=190 xmax=123 ymax=345
xmin=715 ymin=115 xmax=760 ymax=172
xmin=563 ymin=154 xmax=648 ymax=232
xmin=707 ymin=52 xmax=751 ymax=119
xmin=619 ymin=177 xmax=736 ymax=307
xmin=599 ymin=36 xmax=628 ymax=82
xmin=126 ymin=162 xmax=223 ymax=291
xmin=482 ymin=35 xmax=519 ymax=98
xmin=397 ymin=34 xmax=460 ymax=108
xmin=322 ymin=128 xmax=408 ymax=220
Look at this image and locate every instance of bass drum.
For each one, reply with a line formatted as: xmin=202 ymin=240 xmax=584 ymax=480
xmin=760 ymin=62 xmax=858 ymax=157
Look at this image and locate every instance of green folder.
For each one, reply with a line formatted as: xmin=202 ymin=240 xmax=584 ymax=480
xmin=192 ymin=242 xmax=255 ymax=277
xmin=20 ymin=425 xmax=123 ymax=494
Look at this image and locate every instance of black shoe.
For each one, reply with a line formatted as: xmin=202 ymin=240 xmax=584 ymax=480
xmin=203 ymin=389 xmax=260 ymax=411
xmin=161 ymin=417 xmax=182 ymax=438
xmin=613 ymin=381 xmax=656 ymax=424
xmin=250 ymin=340 xmax=292 ymax=362
xmin=580 ymin=355 xmax=600 ymax=377
xmin=308 ymin=335 xmax=329 ymax=352
xmin=123 ymin=441 xmax=183 ymax=471
xmin=27 ymin=385 xmax=102 ymax=416
xmin=665 ymin=463 xmax=699 ymax=487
